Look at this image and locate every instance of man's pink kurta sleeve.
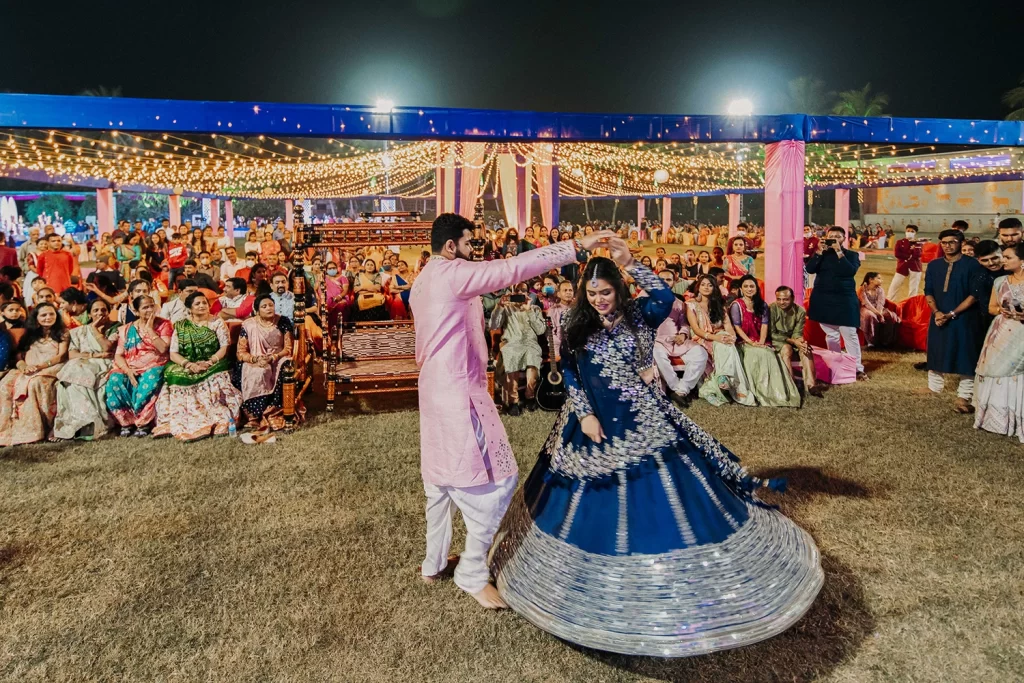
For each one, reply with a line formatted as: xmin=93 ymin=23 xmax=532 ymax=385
xmin=447 ymin=241 xmax=578 ymax=299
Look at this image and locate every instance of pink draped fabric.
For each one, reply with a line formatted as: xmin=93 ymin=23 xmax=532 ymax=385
xmin=662 ymin=197 xmax=671 ymax=242
xmin=535 ymin=144 xmax=557 ymax=229
xmin=727 ymin=193 xmax=741 ymax=237
xmin=764 ymin=140 xmax=806 ymax=304
xmin=457 ymin=143 xmax=486 ymax=220
xmin=637 ymin=198 xmax=645 ymax=230
xmin=284 ymin=199 xmax=294 ymax=229
xmin=498 ymin=154 xmax=519 ymax=228
xmin=834 ymin=188 xmax=850 ymax=234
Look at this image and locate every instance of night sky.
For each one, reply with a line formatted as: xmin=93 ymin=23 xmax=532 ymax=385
xmin=2 ymin=0 xmax=1020 ymax=121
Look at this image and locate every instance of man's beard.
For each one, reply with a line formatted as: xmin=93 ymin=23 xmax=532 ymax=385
xmin=455 ymin=250 xmax=473 ymax=261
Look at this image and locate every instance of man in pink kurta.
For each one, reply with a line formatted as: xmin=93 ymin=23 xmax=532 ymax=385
xmin=410 ymin=213 xmax=609 ymax=608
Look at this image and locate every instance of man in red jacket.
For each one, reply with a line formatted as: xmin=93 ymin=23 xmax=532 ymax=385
xmin=36 ymin=233 xmax=75 ymax=295
xmin=887 ymin=224 xmax=924 ymax=300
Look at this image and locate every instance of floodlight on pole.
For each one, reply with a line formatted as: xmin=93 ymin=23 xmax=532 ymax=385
xmin=373 ymin=98 xmax=395 ymax=113
xmin=727 ymin=98 xmax=754 ymax=116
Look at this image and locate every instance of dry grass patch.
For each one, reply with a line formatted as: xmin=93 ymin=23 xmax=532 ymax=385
xmin=1 ymin=351 xmax=1022 ymax=682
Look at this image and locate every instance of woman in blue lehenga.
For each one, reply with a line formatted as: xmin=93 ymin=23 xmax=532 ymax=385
xmin=490 ymin=244 xmax=823 ymax=657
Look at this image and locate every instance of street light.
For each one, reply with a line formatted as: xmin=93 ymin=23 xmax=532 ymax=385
xmin=727 ymin=98 xmax=754 ymax=116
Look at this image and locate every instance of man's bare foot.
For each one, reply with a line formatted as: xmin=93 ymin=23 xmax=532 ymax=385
xmin=471 ymin=584 xmax=507 ymax=610
xmin=419 ymin=554 xmax=460 ymax=584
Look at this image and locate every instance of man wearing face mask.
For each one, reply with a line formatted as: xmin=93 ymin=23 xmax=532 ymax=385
xmin=888 ymin=224 xmax=924 ymax=300
xmin=235 ymin=251 xmax=259 ymax=283
xmin=410 ymin=213 xmax=613 ymax=610
xmin=803 ymin=224 xmax=819 ymax=289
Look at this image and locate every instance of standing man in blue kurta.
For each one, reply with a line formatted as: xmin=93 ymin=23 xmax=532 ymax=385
xmin=924 ymin=229 xmax=986 ymax=414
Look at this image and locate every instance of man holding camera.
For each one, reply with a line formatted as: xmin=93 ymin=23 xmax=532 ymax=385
xmin=806 ymin=226 xmax=866 ymax=380
xmin=888 ymin=224 xmax=924 ymax=300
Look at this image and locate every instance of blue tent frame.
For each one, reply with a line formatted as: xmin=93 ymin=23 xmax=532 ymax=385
xmin=2 ymin=93 xmax=1023 ymax=147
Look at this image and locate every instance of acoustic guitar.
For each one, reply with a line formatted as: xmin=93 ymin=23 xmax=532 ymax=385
xmin=535 ymin=314 xmax=566 ymax=412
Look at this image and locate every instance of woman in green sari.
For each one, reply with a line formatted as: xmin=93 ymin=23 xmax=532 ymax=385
xmin=153 ymin=291 xmax=242 ymax=441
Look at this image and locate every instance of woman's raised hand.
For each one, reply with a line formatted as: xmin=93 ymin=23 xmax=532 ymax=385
xmin=578 ymin=230 xmax=615 ymax=251
xmin=607 ymin=237 xmax=634 ymax=267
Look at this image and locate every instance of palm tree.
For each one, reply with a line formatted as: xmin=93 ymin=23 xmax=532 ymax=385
xmin=1003 ymin=76 xmax=1024 ymax=120
xmin=785 ymin=76 xmax=835 ymax=115
xmin=832 ymin=83 xmax=889 ymax=117
xmin=78 ymin=85 xmax=123 ymax=98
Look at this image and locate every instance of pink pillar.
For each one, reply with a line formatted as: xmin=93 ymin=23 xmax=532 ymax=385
xmin=637 ymin=198 xmax=645 ymax=229
xmin=834 ymin=188 xmax=850 ymax=233
xmin=727 ymin=193 xmax=741 ymax=237
xmin=209 ymin=198 xmax=220 ymax=228
xmin=284 ymin=199 xmax=294 ymax=230
xmin=168 ymin=194 xmax=181 ymax=227
xmin=515 ymin=157 xmax=528 ymax=230
xmin=764 ymin=141 xmax=806 ymax=304
xmin=661 ymin=197 xmax=671 ymax=242
xmin=224 ymin=199 xmax=234 ymax=239
xmin=96 ymin=188 xmax=115 ymax=236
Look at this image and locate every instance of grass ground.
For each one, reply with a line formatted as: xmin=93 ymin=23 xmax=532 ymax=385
xmin=1 ymin=350 xmax=1022 ymax=682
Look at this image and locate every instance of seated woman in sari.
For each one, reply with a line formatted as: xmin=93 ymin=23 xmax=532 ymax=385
xmin=858 ymin=272 xmax=900 ymax=348
xmin=0 ymin=303 xmax=69 ymax=446
xmin=388 ymin=260 xmax=413 ymax=319
xmin=54 ymin=299 xmax=121 ymax=440
xmin=321 ymin=261 xmax=351 ymax=326
xmin=723 ymin=236 xmax=755 ymax=282
xmin=728 ymin=275 xmax=801 ymax=408
xmin=974 ymin=243 xmax=1024 ymax=442
xmin=351 ymin=259 xmax=389 ymax=322
xmin=685 ymin=274 xmax=755 ymax=407
xmin=106 ymin=295 xmax=173 ymax=436
xmin=153 ymin=291 xmax=242 ymax=441
xmin=237 ymin=294 xmax=303 ymax=433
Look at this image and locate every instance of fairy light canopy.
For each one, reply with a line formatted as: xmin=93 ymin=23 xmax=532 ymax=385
xmin=1 ymin=93 xmax=1023 ymax=200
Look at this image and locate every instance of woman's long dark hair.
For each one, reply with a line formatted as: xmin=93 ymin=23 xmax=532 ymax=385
xmin=18 ymin=303 xmax=66 ymax=353
xmin=693 ymin=274 xmax=726 ymax=324
xmin=735 ymin=274 xmax=766 ymax=318
xmin=561 ymin=257 xmax=635 ymax=354
xmin=861 ymin=271 xmax=880 ymax=287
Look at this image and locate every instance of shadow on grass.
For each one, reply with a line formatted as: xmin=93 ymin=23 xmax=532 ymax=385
xmin=0 ymin=442 xmax=64 ymax=464
xmin=755 ymin=466 xmax=877 ymax=499
xmin=579 ymin=551 xmax=874 ymax=683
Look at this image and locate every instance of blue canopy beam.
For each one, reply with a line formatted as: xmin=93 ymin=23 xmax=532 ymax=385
xmin=2 ymin=93 xmax=1022 ymax=147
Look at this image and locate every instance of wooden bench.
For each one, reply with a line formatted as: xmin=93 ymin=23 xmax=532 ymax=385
xmin=324 ymin=320 xmax=419 ymax=408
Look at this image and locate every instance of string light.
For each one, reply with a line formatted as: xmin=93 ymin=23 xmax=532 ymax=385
xmin=1 ymin=131 xmax=1020 ymax=199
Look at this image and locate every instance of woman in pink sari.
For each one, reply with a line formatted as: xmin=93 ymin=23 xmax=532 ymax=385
xmin=237 ymin=294 xmax=303 ymax=433
xmin=105 ymin=295 xmax=173 ymax=436
xmin=858 ymin=272 xmax=900 ymax=347
xmin=723 ymin=236 xmax=755 ymax=282
xmin=0 ymin=303 xmax=70 ymax=446
xmin=322 ymin=261 xmax=351 ymax=326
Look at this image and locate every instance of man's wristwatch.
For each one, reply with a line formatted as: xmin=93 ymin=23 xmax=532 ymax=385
xmin=949 ymin=311 xmax=958 ymax=320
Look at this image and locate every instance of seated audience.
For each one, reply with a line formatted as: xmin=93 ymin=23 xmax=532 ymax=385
xmin=769 ymin=286 xmax=825 ymax=398
xmin=685 ymin=274 xmax=754 ymax=406
xmin=153 ymin=291 xmax=242 ymax=441
xmin=0 ymin=303 xmax=69 ymax=445
xmin=491 ymin=292 xmax=546 ymax=415
xmin=653 ymin=294 xmax=709 ymax=407
xmin=218 ymin=277 xmax=255 ymax=322
xmin=858 ymin=272 xmax=901 ymax=348
xmin=106 ymin=295 xmax=173 ymax=436
xmin=161 ymin=278 xmax=198 ymax=323
xmin=237 ymin=293 xmax=303 ymax=434
xmin=729 ymin=275 xmax=801 ymax=407
xmin=53 ymin=299 xmax=120 ymax=440
xmin=352 ymin=259 xmax=388 ymax=321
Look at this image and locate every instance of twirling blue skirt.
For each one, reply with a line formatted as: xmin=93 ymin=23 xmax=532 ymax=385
xmin=490 ymin=386 xmax=823 ymax=657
